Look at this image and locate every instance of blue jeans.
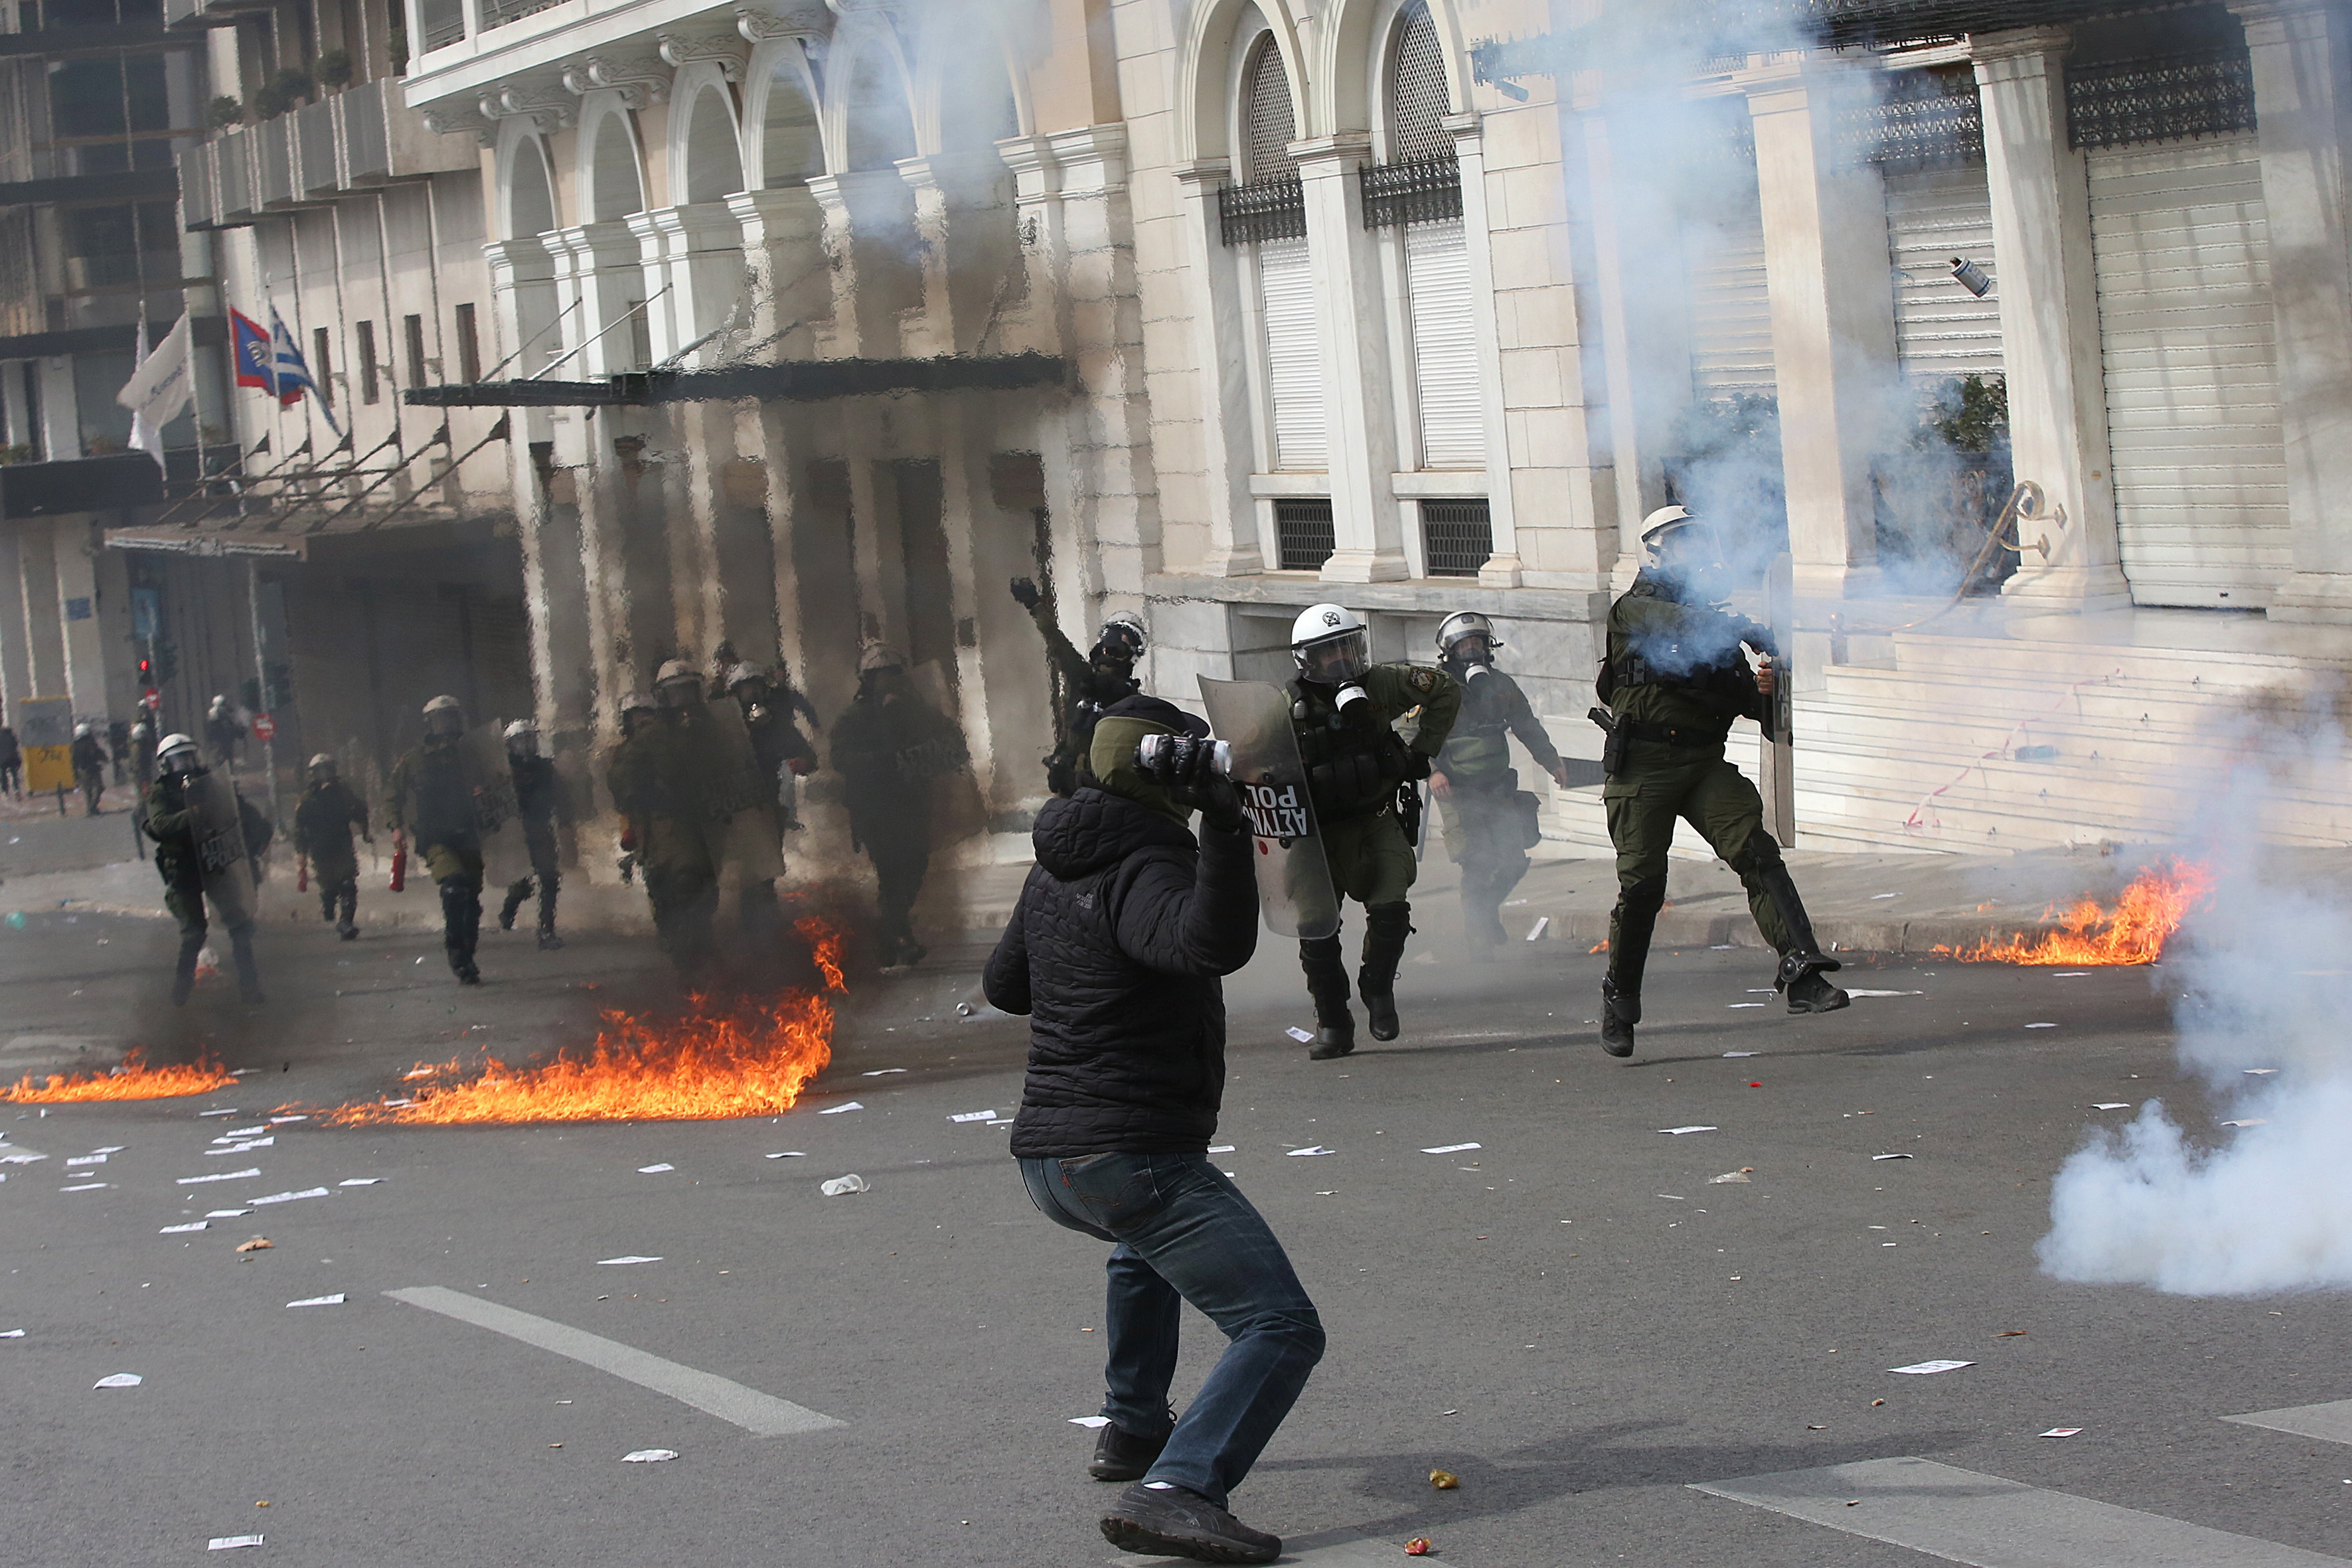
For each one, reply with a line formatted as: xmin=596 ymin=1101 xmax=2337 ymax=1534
xmin=1020 ymin=1151 xmax=1325 ymax=1508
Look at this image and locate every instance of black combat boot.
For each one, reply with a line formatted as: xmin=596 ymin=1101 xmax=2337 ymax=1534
xmin=1602 ymin=874 xmax=1665 ymax=1058
xmin=441 ymin=878 xmax=481 ymax=984
xmin=1298 ymin=933 xmax=1354 ymax=1060
xmin=171 ymin=933 xmax=202 ymax=1006
xmin=337 ymin=885 xmax=358 ymax=941
xmin=230 ymin=927 xmax=264 ymax=1005
xmin=319 ymin=890 xmax=337 ymax=923
xmin=1600 ymin=975 xmax=1639 ymax=1058
xmin=1756 ymin=864 xmax=1849 ymax=1014
xmin=1358 ymin=902 xmax=1413 ymax=1042
xmin=499 ymin=878 xmax=528 ymax=931
xmin=537 ymin=872 xmax=562 ymax=949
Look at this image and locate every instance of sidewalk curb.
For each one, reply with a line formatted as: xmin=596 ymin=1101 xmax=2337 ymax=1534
xmin=1522 ymin=910 xmax=2057 ymax=958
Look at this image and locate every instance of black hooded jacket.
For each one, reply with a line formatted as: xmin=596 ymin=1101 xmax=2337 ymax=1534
xmin=986 ymin=787 xmax=1259 ymax=1158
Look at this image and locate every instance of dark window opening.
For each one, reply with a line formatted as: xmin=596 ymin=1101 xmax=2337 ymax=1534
xmin=403 ymin=313 xmax=426 ymax=386
xmin=356 ymin=320 xmax=378 ymax=404
xmin=312 ymin=327 xmax=334 ymax=405
xmin=453 ymin=302 xmax=481 ymax=383
xmin=1420 ymin=498 xmax=1493 ymax=577
xmin=1274 ymin=497 xmax=1335 ymax=572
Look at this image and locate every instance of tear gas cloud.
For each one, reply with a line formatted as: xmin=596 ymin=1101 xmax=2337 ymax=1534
xmin=2037 ymin=720 xmax=2352 ymax=1296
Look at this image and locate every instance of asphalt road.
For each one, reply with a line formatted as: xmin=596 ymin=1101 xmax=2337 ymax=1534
xmin=3 ymin=905 xmax=2348 ymax=1568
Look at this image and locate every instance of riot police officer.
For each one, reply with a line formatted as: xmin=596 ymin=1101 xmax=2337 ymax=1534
xmin=1287 ymin=605 xmax=1460 ymax=1060
xmin=497 ymin=720 xmax=568 ymax=949
xmin=385 ymin=694 xmax=488 ymax=984
xmin=70 ymin=722 xmax=106 ymax=815
xmin=143 ymin=733 xmax=264 ymax=1004
xmin=1429 ymin=612 xmax=1572 ymax=959
xmin=1010 ymin=576 xmax=1145 ymax=797
xmin=295 ymin=752 xmax=370 ymax=939
xmin=608 ymin=660 xmax=730 ymax=979
xmin=830 ymin=645 xmax=969 ymax=967
xmin=1595 ymin=508 xmax=1848 ymax=1058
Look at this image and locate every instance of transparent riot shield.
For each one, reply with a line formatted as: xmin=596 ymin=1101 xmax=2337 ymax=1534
xmin=458 ymin=724 xmax=528 ymax=886
xmin=182 ymin=769 xmax=258 ymax=927
xmin=1198 ymin=676 xmax=1340 ymax=941
xmin=697 ymin=701 xmax=785 ymax=882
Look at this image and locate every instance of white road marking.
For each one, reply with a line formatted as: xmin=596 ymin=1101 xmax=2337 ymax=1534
xmin=1692 ymin=1456 xmax=2349 ymax=1567
xmin=386 ymin=1286 xmax=842 ymax=1437
xmin=2226 ymin=1399 xmax=2352 ymax=1447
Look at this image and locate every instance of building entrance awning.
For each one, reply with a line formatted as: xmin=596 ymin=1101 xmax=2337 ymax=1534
xmin=401 ymin=353 xmax=1071 ymax=409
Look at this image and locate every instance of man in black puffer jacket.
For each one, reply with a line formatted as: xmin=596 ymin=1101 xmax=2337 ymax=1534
xmin=986 ymin=693 xmax=1323 ymax=1567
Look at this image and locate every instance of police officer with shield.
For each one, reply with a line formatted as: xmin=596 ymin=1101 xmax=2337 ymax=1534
xmin=295 ymin=752 xmax=370 ymax=940
xmin=1429 ymin=613 xmax=1572 ymax=959
xmin=607 ymin=660 xmax=736 ymax=979
xmin=496 ymin=720 xmax=568 ymax=949
xmin=1592 ymin=508 xmax=1848 ymax=1058
xmin=385 ymin=694 xmax=489 ymax=984
xmin=143 ymin=732 xmax=265 ymax=1004
xmin=1010 ymin=576 xmax=1146 ymax=797
xmin=1285 ymin=605 xmax=1459 ymax=1060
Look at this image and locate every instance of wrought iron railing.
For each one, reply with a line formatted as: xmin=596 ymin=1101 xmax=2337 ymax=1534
xmin=1361 ymin=156 xmax=1462 ymax=230
xmin=1217 ymin=175 xmax=1306 ymax=247
xmin=2066 ymin=47 xmax=2256 ymax=150
xmin=1843 ymin=70 xmax=1983 ymax=169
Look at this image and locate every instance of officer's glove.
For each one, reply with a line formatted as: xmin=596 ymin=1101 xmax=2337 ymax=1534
xmin=1403 ymin=749 xmax=1434 ymax=783
xmin=1008 ymin=576 xmax=1042 ymax=611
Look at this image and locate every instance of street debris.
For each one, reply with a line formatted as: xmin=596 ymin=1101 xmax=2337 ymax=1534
xmin=1723 ymin=1052 xmax=1758 ymax=1059
xmin=1421 ymin=1143 xmax=1481 ymax=1155
xmin=161 ymin=1221 xmax=208 ymax=1233
xmin=1871 ymin=892 xmax=1898 ymax=900
xmin=764 ymin=1152 xmax=805 ymax=1159
xmin=1405 ymin=1539 xmax=1433 ymax=1557
xmin=1872 ymin=1154 xmax=1914 ymax=1161
xmin=860 ymin=1069 xmax=907 ymax=1077
xmin=1845 ymin=990 xmax=1924 ymax=998
xmin=214 ymin=1127 xmax=265 ymax=1139
xmin=249 ymin=1187 xmax=329 ymax=1206
xmin=2091 ymin=1103 xmax=2130 ymax=1111
xmin=206 ymin=1209 xmax=250 ymax=1218
xmin=177 ymin=1168 xmax=261 ymax=1184
xmin=1285 ymin=1027 xmax=1315 ymax=1043
xmin=208 ymin=1139 xmax=272 ymax=1154
xmin=1658 ymin=1126 xmax=1718 ymax=1135
xmin=286 ymin=1294 xmax=345 ymax=1307
xmin=2025 ymin=1022 xmax=2058 ymax=1029
xmin=637 ymin=1164 xmax=674 ymax=1174
xmin=1209 ymin=1145 xmax=1235 ymax=1154
xmin=2243 ymin=1068 xmax=2278 ymax=1076
xmin=1995 ymin=1330 xmax=2028 ymax=1337
xmin=949 ymin=1110 xmax=998 ymax=1123
xmin=1888 ymin=1360 xmax=1972 ymax=1375
xmin=596 ymin=1256 xmax=661 ymax=1265
xmin=2220 ymin=1119 xmax=2266 ymax=1129
xmin=818 ymin=1101 xmax=864 ymax=1115
xmin=1526 ymin=916 xmax=1549 ymax=941
xmin=93 ymin=1373 xmax=142 ymax=1388
xmin=820 ymin=1174 xmax=870 ymax=1196
xmin=0 ymin=1152 xmax=45 ymax=1163
xmin=206 ymin=1535 xmax=264 ymax=1551
xmin=2039 ymin=1427 xmax=2082 ymax=1439
xmin=236 ymin=1237 xmax=272 ymax=1253
xmin=1429 ymin=1469 xmax=1458 ymax=1490
xmin=1286 ymin=1146 xmax=1335 ymax=1157
xmin=1067 ymin=1416 xmax=1111 ymax=1429
xmin=64 ymin=1154 xmax=106 ymax=1166
xmin=338 ymin=1178 xmax=380 ymax=1186
xmin=59 ymin=1182 xmax=106 ymax=1192
xmin=620 ymin=1449 xmax=678 ymax=1463
xmin=1728 ymin=1003 xmax=1766 ymax=1009
xmin=0 ymin=1329 xmax=23 ymax=1338
xmin=1708 ymin=1170 xmax=1754 ymax=1184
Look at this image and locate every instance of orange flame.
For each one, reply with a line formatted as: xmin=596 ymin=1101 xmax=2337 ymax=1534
xmin=1934 ymin=858 xmax=2213 ymax=966
xmin=325 ymin=919 xmax=846 ymax=1126
xmin=3 ymin=1050 xmax=237 ymax=1103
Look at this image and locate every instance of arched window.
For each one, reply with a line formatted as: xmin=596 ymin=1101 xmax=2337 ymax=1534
xmin=844 ymin=47 xmax=915 ymax=169
xmin=683 ymin=88 xmax=744 ymax=204
xmin=1380 ymin=0 xmax=1482 ymax=473
xmin=1241 ymin=34 xmax=1296 ymax=183
xmin=510 ymin=139 xmax=556 ymax=236
xmin=588 ymin=112 xmax=645 ymax=222
xmin=761 ymin=64 xmax=824 ymax=187
xmin=1387 ymin=1 xmax=1452 ymax=164
xmin=1233 ymin=31 xmax=1321 ymax=477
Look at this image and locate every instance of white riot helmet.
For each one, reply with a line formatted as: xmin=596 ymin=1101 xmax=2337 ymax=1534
xmin=503 ymin=719 xmax=539 ymax=757
xmin=307 ymin=752 xmax=337 ymax=777
xmin=157 ymin=732 xmax=201 ymax=775
xmin=1640 ymin=505 xmax=1720 ymax=563
xmin=653 ymin=658 xmax=701 ymax=708
xmin=422 ymin=693 xmax=464 ymax=737
xmin=73 ymin=722 xmax=92 ymax=739
xmin=1290 ymin=604 xmax=1370 ymax=686
xmin=1435 ymin=611 xmax=1500 ymax=662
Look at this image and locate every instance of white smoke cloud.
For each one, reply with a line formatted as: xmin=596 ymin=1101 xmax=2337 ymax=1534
xmin=2037 ymin=712 xmax=2352 ymax=1296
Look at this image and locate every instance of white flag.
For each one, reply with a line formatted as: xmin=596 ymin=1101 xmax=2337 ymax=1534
xmin=117 ymin=315 xmax=193 ymax=471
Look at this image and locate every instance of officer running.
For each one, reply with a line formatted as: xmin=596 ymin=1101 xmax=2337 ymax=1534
xmin=724 ymin=663 xmax=819 ymax=931
xmin=1429 ymin=612 xmax=1572 ymax=959
xmin=126 ymin=721 xmax=157 ymax=789
xmin=1010 ymin=576 xmax=1146 ymax=797
xmin=384 ymin=694 xmax=489 ymax=984
xmin=295 ymin=752 xmax=370 ymax=940
xmin=204 ymin=694 xmax=244 ymax=769
xmin=608 ymin=660 xmax=733 ymax=980
xmin=143 ymin=732 xmax=265 ymax=1004
xmin=70 ymin=722 xmax=106 ymax=815
xmin=1593 ymin=508 xmax=1849 ymax=1058
xmin=495 ymin=720 xmax=568 ymax=949
xmin=830 ymin=644 xmax=969 ymax=967
xmin=1285 ymin=605 xmax=1460 ymax=1060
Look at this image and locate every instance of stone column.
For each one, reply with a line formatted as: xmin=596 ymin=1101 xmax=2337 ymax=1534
xmin=805 ymin=171 xmax=922 ymax=358
xmin=52 ymin=518 xmax=114 ymax=720
xmin=36 ymin=358 xmax=77 ymax=459
xmin=1741 ymin=54 xmax=1898 ymax=599
xmin=627 ymin=203 xmax=749 ymax=361
xmin=994 ymin=136 xmax=1065 ymax=359
xmin=898 ymin=151 xmax=1018 ymax=359
xmin=1293 ymin=131 xmax=1406 ymax=584
xmin=0 ymin=524 xmax=31 ymax=712
xmin=1170 ymin=157 xmax=1264 ymax=577
xmin=727 ymin=187 xmax=828 ymax=360
xmin=16 ymin=520 xmax=66 ymax=696
xmin=2230 ymin=0 xmax=2352 ymax=621
xmin=1972 ymin=29 xmax=2133 ymax=611
xmin=1449 ymin=111 xmax=1524 ymax=589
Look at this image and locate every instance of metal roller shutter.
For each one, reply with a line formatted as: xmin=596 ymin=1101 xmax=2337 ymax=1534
xmin=1258 ymin=235 xmax=1327 ymax=471
xmin=1884 ymin=163 xmax=2004 ymax=379
xmin=1687 ymin=174 xmax=1774 ymax=395
xmin=2088 ymin=132 xmax=2288 ymax=609
xmin=1405 ymin=218 xmax=1483 ymax=469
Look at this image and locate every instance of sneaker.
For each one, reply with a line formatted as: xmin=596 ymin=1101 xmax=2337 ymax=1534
xmin=1099 ymin=1482 xmax=1279 ymax=1565
xmin=1087 ymin=1421 xmax=1169 ymax=1482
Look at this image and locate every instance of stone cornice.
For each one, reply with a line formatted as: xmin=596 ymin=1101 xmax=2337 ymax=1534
xmin=657 ymin=30 xmax=749 ymax=81
xmin=560 ymin=54 xmax=672 ymax=108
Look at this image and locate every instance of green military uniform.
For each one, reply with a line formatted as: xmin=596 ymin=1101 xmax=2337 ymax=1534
xmin=1024 ymin=599 xmax=1137 ymax=797
xmin=1435 ymin=661 xmax=1563 ymax=951
xmin=1598 ymin=569 xmax=1841 ymax=1046
xmin=294 ymin=777 xmax=369 ymax=937
xmin=830 ymin=678 xmax=967 ymax=965
xmin=607 ymin=700 xmax=739 ymax=978
xmin=143 ymin=769 xmax=264 ymax=1003
xmin=384 ymin=734 xmax=487 ymax=980
xmin=1291 ymin=661 xmax=1460 ymax=1050
xmin=498 ymin=753 xmax=568 ymax=942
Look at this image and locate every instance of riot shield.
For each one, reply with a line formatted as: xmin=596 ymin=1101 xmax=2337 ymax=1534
xmin=1198 ymin=677 xmax=1340 ymax=941
xmin=183 ymin=769 xmax=258 ymax=927
xmin=458 ymin=724 xmax=529 ymax=886
xmin=697 ymin=701 xmax=786 ymax=881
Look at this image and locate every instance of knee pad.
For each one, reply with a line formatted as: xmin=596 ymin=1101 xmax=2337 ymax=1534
xmin=1729 ymin=826 xmax=1784 ymax=880
xmin=1618 ymin=874 xmax=1668 ymax=920
xmin=1365 ymin=902 xmax=1411 ymax=937
xmin=1298 ymin=934 xmax=1344 ymax=967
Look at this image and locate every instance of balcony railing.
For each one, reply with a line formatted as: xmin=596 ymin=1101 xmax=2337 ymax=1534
xmin=173 ymin=81 xmax=478 ymax=234
xmin=419 ymin=0 xmax=463 ymax=50
xmin=297 ymin=99 xmax=337 ymax=195
xmin=1360 ymin=157 xmax=1462 ymax=230
xmin=1217 ymin=175 xmax=1306 ymax=247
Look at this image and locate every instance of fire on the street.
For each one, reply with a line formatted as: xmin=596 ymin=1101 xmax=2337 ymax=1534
xmin=3 ymin=1051 xmax=237 ymax=1103
xmin=1935 ymin=858 xmax=2213 ymax=966
xmin=327 ymin=919 xmax=846 ymax=1126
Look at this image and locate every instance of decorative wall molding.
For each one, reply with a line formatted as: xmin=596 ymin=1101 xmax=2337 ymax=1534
xmin=656 ymin=31 xmax=750 ymax=82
